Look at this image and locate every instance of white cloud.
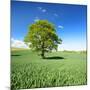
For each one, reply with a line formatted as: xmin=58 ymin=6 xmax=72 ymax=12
xmin=57 ymin=44 xmax=64 ymax=51
xmin=11 ymin=38 xmax=29 ymax=49
xmin=54 ymin=13 xmax=58 ymax=17
xmin=42 ymin=9 xmax=46 ymax=12
xmin=58 ymin=25 xmax=64 ymax=29
xmin=37 ymin=7 xmax=42 ymax=10
xmin=37 ymin=7 xmax=47 ymax=13
xmin=34 ymin=17 xmax=40 ymax=22
xmin=57 ymin=42 xmax=86 ymax=51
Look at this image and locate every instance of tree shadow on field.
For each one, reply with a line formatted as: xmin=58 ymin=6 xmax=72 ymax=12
xmin=11 ymin=54 xmax=21 ymax=56
xmin=45 ymin=56 xmax=65 ymax=60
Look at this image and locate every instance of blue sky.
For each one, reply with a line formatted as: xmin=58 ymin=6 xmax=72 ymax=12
xmin=11 ymin=1 xmax=87 ymax=50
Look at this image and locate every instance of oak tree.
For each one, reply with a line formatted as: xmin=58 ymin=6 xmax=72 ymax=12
xmin=24 ymin=20 xmax=62 ymax=58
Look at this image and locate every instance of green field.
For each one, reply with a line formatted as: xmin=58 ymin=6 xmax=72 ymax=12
xmin=11 ymin=50 xmax=87 ymax=89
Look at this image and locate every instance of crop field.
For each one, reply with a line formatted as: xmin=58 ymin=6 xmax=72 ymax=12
xmin=11 ymin=50 xmax=87 ymax=89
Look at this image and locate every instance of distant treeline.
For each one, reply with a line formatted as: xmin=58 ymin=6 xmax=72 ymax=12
xmin=62 ymin=50 xmax=87 ymax=53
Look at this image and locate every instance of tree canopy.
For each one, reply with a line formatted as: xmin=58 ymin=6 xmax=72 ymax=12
xmin=24 ymin=20 xmax=62 ymax=58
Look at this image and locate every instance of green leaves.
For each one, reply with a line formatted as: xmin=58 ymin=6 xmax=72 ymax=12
xmin=24 ymin=20 xmax=62 ymax=58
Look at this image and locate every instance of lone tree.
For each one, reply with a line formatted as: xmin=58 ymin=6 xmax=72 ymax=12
xmin=24 ymin=20 xmax=62 ymax=59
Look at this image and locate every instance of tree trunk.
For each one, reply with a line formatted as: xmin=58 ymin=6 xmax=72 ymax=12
xmin=41 ymin=42 xmax=45 ymax=59
xmin=41 ymin=50 xmax=45 ymax=59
